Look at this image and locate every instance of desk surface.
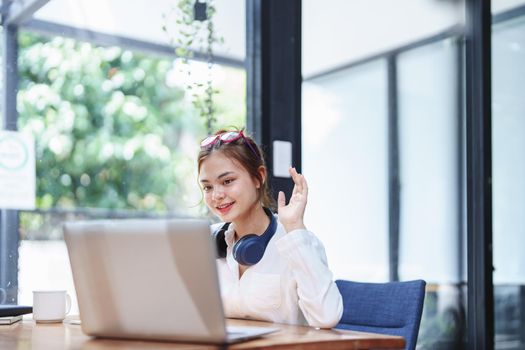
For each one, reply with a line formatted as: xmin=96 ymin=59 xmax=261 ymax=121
xmin=0 ymin=317 xmax=405 ymax=350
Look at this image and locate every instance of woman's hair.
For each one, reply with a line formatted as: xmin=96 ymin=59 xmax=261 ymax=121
xmin=197 ymin=128 xmax=276 ymax=211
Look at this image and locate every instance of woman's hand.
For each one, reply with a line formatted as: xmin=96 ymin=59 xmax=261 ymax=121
xmin=277 ymin=167 xmax=308 ymax=233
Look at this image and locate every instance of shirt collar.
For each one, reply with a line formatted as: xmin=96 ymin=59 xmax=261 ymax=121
xmin=224 ymin=222 xmax=237 ymax=247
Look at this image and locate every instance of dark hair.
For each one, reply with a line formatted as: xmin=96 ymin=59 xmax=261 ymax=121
xmin=197 ymin=128 xmax=276 ymax=211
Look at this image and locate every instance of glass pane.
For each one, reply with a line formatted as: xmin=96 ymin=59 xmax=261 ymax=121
xmin=14 ymin=29 xmax=245 ymax=312
xmin=397 ymin=39 xmax=465 ymax=348
xmin=492 ymin=0 xmax=525 ymax=14
xmin=303 ymin=60 xmax=389 ymax=282
xmin=303 ymin=1 xmax=466 ymax=348
xmin=492 ymin=13 xmax=525 ymax=350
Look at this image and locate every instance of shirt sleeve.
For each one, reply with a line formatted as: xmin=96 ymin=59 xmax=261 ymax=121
xmin=275 ymin=229 xmax=343 ymax=328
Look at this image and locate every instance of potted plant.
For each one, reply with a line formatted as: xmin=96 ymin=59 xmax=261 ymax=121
xmin=163 ymin=0 xmax=223 ymax=134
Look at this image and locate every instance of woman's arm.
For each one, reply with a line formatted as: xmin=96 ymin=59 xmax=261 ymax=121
xmin=276 ymin=168 xmax=343 ymax=328
xmin=276 ymin=229 xmax=343 ymax=328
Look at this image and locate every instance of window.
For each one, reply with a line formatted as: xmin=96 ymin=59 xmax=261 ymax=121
xmin=303 ymin=60 xmax=390 ymax=282
xmin=15 ymin=31 xmax=246 ymax=313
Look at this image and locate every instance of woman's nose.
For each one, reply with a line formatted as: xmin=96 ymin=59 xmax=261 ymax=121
xmin=212 ymin=187 xmax=225 ymax=201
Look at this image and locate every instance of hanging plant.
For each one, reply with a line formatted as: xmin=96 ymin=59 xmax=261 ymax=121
xmin=162 ymin=0 xmax=223 ymax=134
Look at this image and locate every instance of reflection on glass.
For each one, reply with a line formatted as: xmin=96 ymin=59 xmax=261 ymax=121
xmin=303 ymin=60 xmax=389 ymax=282
xmin=492 ymin=15 xmax=525 ymax=350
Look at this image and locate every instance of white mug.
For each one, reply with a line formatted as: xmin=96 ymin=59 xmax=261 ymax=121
xmin=33 ymin=290 xmax=71 ymax=323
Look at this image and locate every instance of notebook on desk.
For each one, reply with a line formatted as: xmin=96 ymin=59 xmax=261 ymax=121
xmin=63 ymin=218 xmax=278 ymax=344
xmin=0 ymin=315 xmax=23 ymax=325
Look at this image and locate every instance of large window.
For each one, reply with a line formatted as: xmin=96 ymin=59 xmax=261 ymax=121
xmin=303 ymin=1 xmax=466 ymax=348
xmin=303 ymin=60 xmax=390 ymax=282
xmin=14 ymin=31 xmax=245 ymax=313
xmin=1 ymin=1 xmax=247 ymax=311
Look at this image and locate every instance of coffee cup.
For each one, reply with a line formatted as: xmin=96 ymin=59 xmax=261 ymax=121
xmin=32 ymin=290 xmax=71 ymax=323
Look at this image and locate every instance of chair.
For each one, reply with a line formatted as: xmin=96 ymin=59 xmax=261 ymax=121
xmin=335 ymin=279 xmax=426 ymax=350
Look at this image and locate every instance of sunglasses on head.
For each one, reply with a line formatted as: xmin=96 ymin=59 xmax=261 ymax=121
xmin=200 ymin=130 xmax=259 ymax=158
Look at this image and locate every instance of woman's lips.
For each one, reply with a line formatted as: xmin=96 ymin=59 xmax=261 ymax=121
xmin=217 ymin=202 xmax=234 ymax=215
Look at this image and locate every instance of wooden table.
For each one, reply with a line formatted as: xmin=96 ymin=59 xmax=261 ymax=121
xmin=0 ymin=316 xmax=405 ymax=350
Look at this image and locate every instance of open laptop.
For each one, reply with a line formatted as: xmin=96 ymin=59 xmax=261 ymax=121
xmin=63 ymin=218 xmax=278 ymax=344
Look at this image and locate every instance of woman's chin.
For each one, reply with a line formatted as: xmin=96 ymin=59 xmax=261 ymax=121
xmin=216 ymin=207 xmax=235 ymax=222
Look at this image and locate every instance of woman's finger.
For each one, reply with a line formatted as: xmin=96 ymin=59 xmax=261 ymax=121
xmin=289 ymin=167 xmax=303 ymax=194
xmin=277 ymin=191 xmax=286 ymax=209
xmin=289 ymin=168 xmax=299 ymax=195
xmin=301 ymin=174 xmax=308 ymax=199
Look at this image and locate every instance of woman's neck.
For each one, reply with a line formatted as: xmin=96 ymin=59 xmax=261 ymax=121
xmin=234 ymin=204 xmax=270 ymax=240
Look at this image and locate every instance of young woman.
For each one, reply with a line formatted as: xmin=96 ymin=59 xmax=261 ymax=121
xmin=197 ymin=128 xmax=342 ymax=328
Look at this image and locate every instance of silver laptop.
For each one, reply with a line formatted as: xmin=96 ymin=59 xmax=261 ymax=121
xmin=63 ymin=218 xmax=278 ymax=344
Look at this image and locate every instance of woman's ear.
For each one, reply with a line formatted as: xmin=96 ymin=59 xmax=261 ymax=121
xmin=256 ymin=166 xmax=267 ymax=189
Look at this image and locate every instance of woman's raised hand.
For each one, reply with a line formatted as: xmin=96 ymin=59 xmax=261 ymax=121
xmin=277 ymin=167 xmax=308 ymax=233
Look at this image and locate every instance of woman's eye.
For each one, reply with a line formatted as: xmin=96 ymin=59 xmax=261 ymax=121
xmin=224 ymin=178 xmax=235 ymax=185
xmin=203 ymin=186 xmax=212 ymax=193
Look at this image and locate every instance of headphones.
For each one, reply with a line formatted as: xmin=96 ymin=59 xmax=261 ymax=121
xmin=214 ymin=207 xmax=277 ymax=266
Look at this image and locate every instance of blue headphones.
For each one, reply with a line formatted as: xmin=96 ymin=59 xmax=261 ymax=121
xmin=214 ymin=207 xmax=277 ymax=266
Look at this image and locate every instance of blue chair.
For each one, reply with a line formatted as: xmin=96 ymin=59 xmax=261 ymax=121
xmin=335 ymin=279 xmax=426 ymax=350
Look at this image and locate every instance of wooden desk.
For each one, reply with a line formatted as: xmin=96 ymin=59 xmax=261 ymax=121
xmin=0 ymin=317 xmax=405 ymax=350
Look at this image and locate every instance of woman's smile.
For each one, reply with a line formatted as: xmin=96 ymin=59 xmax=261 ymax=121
xmin=216 ymin=201 xmax=235 ymax=214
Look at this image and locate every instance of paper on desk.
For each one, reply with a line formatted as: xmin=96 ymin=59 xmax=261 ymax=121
xmin=0 ymin=315 xmax=23 ymax=325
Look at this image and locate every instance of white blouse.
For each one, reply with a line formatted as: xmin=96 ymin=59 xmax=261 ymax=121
xmin=215 ymin=216 xmax=343 ymax=328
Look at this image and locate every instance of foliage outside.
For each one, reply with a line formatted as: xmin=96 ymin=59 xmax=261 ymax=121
xmin=162 ymin=0 xmax=223 ymax=133
xmin=17 ymin=32 xmax=245 ymax=238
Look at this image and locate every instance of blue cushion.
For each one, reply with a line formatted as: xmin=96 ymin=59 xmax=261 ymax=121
xmin=335 ymin=279 xmax=426 ymax=350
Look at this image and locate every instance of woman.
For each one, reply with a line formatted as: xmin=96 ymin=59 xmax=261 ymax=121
xmin=197 ymin=128 xmax=342 ymax=328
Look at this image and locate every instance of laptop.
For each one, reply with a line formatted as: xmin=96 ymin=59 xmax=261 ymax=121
xmin=63 ymin=218 xmax=279 ymax=344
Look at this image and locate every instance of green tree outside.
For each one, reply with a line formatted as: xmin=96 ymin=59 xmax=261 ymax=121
xmin=17 ymin=32 xmax=245 ymax=237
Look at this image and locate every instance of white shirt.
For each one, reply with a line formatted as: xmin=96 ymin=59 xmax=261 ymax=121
xmin=215 ymin=215 xmax=343 ymax=328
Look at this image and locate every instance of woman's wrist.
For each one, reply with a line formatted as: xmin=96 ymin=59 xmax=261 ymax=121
xmin=283 ymin=221 xmax=306 ymax=233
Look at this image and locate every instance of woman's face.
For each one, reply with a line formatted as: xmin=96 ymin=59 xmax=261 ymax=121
xmin=199 ymin=151 xmax=260 ymax=223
